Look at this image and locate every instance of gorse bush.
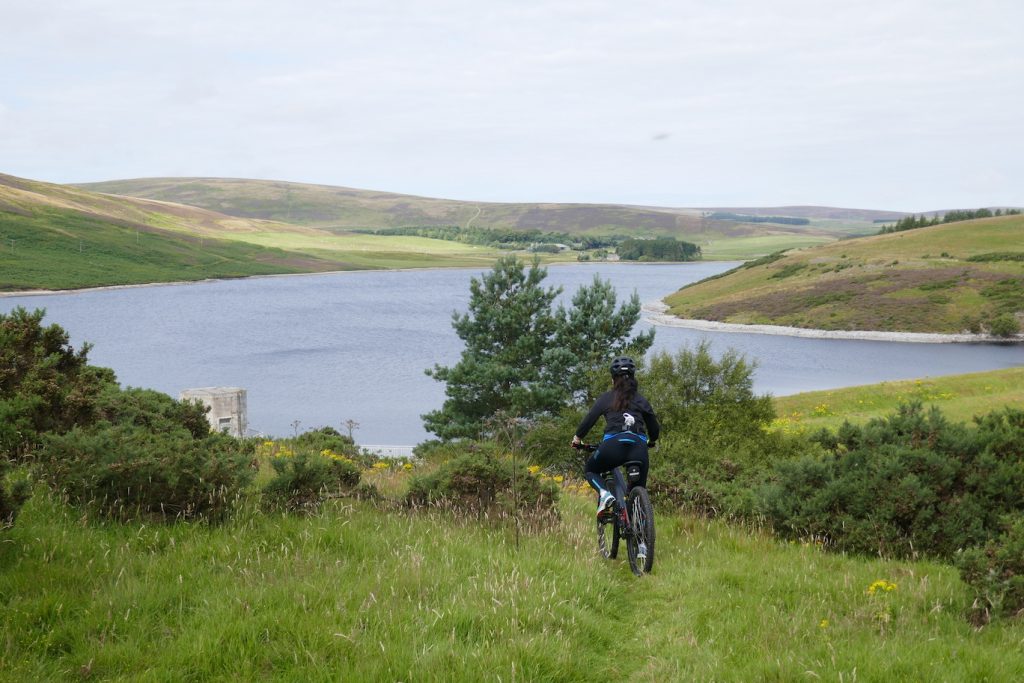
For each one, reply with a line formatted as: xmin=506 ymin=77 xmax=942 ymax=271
xmin=36 ymin=387 xmax=254 ymax=520
xmin=761 ymin=403 xmax=1024 ymax=560
xmin=406 ymin=446 xmax=559 ymax=520
xmin=957 ymin=515 xmax=1024 ymax=625
xmin=261 ymin=449 xmax=361 ymax=512
xmin=640 ymin=342 xmax=804 ymax=516
xmin=0 ymin=307 xmax=114 ymax=459
xmin=0 ymin=458 xmax=31 ymax=529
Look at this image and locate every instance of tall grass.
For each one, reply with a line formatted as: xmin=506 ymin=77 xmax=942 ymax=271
xmin=2 ymin=484 xmax=1022 ymax=681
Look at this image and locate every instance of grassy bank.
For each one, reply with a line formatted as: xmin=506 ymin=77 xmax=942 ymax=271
xmin=0 ymin=207 xmax=350 ymax=291
xmin=2 ymin=483 xmax=1022 ymax=681
xmin=771 ymin=366 xmax=1024 ymax=435
xmin=665 ymin=215 xmax=1024 ymax=334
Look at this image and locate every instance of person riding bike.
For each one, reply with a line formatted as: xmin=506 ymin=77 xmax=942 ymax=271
xmin=572 ymin=356 xmax=660 ymax=518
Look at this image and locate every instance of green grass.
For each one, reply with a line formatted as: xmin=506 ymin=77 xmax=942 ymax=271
xmin=665 ymin=215 xmax=1024 ymax=334
xmin=2 ymin=483 xmax=1022 ymax=681
xmin=700 ymin=234 xmax=835 ymax=260
xmin=772 ymin=367 xmax=1024 ymax=434
xmin=0 ymin=208 xmax=349 ymax=291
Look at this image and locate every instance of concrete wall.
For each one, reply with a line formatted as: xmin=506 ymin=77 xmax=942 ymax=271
xmin=179 ymin=387 xmax=248 ymax=438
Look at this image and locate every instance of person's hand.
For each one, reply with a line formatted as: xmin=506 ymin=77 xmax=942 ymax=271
xmin=571 ymin=435 xmax=581 ymax=448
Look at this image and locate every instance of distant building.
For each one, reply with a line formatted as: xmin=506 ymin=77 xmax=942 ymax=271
xmin=180 ymin=387 xmax=247 ymax=437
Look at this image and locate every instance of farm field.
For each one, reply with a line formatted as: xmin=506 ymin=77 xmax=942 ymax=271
xmin=665 ymin=215 xmax=1024 ymax=334
xmin=2 ymin=486 xmax=1022 ymax=681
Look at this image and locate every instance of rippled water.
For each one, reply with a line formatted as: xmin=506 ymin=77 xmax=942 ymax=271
xmin=3 ymin=262 xmax=1021 ymax=444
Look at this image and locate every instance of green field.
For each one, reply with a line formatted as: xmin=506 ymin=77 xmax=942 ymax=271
xmin=3 ymin=483 xmax=1022 ymax=681
xmin=0 ymin=174 xmax=528 ymax=290
xmin=699 ymin=234 xmax=835 ymax=260
xmin=771 ymin=366 xmax=1024 ymax=435
xmin=0 ymin=207 xmax=350 ymax=291
xmin=665 ymin=215 xmax=1024 ymax=334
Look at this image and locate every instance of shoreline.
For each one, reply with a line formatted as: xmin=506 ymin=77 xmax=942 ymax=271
xmin=642 ymin=302 xmax=1022 ymax=344
xmin=0 ymin=259 xmax=713 ymax=299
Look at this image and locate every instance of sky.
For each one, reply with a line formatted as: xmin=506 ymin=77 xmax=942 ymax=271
xmin=1 ymin=0 xmax=1021 ymax=211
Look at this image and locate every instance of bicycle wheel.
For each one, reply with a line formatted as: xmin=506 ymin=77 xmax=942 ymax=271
xmin=626 ymin=487 xmax=655 ymax=575
xmin=597 ymin=514 xmax=620 ymax=559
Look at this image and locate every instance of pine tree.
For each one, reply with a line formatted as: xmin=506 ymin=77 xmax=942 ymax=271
xmin=423 ymin=258 xmax=655 ymax=440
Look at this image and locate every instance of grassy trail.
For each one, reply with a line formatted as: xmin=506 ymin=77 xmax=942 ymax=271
xmin=2 ymin=487 xmax=1022 ymax=681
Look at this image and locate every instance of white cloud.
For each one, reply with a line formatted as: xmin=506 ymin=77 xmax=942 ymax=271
xmin=1 ymin=0 xmax=1022 ymax=209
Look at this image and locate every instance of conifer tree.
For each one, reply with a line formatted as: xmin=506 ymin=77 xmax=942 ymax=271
xmin=423 ymin=257 xmax=654 ymax=440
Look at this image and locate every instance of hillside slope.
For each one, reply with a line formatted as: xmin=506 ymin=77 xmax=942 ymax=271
xmin=76 ymin=177 xmax=860 ymax=244
xmin=0 ymin=173 xmax=499 ymax=291
xmin=664 ymin=215 xmax=1024 ymax=334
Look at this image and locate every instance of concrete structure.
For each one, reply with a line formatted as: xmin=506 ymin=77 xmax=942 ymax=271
xmin=180 ymin=387 xmax=248 ymax=438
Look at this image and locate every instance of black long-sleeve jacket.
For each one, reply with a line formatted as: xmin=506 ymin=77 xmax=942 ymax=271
xmin=575 ymin=390 xmax=660 ymax=443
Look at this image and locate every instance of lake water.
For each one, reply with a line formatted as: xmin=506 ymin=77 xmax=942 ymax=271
xmin=2 ymin=262 xmax=1022 ymax=444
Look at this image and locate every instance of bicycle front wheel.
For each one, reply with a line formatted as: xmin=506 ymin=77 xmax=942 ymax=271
xmin=626 ymin=487 xmax=655 ymax=575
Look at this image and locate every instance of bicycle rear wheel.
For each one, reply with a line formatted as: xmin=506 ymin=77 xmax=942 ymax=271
xmin=626 ymin=487 xmax=655 ymax=575
xmin=597 ymin=515 xmax=619 ymax=559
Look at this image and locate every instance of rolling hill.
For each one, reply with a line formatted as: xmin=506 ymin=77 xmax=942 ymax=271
xmin=0 ymin=173 xmax=502 ymax=291
xmin=76 ymin=177 xmax=879 ymax=249
xmin=663 ymin=215 xmax=1024 ymax=335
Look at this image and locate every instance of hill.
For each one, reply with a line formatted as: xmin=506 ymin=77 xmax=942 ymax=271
xmin=76 ymin=177 xmax=864 ymax=258
xmin=0 ymin=173 xmax=505 ymax=290
xmin=663 ymin=214 xmax=1024 ymax=335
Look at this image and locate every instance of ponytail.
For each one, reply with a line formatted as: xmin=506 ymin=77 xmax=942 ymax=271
xmin=612 ymin=373 xmax=637 ymax=412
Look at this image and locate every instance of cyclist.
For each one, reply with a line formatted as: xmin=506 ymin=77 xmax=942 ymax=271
xmin=572 ymin=356 xmax=660 ymax=517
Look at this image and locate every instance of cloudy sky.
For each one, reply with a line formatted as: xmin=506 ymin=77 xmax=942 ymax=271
xmin=2 ymin=0 xmax=1021 ymax=211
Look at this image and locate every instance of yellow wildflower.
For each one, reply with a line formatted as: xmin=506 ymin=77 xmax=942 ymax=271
xmin=527 ymin=465 xmax=541 ymax=475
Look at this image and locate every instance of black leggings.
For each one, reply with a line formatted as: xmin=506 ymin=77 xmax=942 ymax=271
xmin=584 ymin=432 xmax=649 ymax=496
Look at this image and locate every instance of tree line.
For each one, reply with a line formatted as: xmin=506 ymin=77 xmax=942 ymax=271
xmin=878 ymin=208 xmax=1021 ymax=234
xmin=616 ymin=237 xmax=701 ymax=261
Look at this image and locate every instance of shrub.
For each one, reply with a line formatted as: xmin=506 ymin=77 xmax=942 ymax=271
xmin=0 ymin=307 xmax=116 ymax=459
xmin=0 ymin=459 xmax=31 ymax=529
xmin=957 ymin=515 xmax=1024 ymax=625
xmin=988 ymin=313 xmax=1020 ymax=338
xmin=406 ymin=446 xmax=559 ymax=521
xmin=760 ymin=403 xmax=1024 ymax=560
xmin=640 ymin=342 xmax=805 ymax=516
xmin=35 ymin=387 xmax=254 ymax=520
xmin=261 ymin=450 xmax=360 ymax=512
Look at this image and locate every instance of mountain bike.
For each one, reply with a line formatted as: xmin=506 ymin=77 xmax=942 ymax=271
xmin=574 ymin=443 xmax=655 ymax=576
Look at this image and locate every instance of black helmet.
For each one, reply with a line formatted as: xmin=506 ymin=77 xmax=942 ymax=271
xmin=609 ymin=356 xmax=636 ymax=377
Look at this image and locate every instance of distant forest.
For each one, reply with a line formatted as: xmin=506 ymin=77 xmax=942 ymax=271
xmin=617 ymin=237 xmax=701 ymax=262
xmin=706 ymin=212 xmax=810 ymax=226
xmin=360 ymin=225 xmax=621 ymax=250
xmin=878 ymin=208 xmax=1021 ymax=234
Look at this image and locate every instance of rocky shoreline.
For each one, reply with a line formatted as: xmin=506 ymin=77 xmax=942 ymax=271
xmin=642 ymin=301 xmax=1021 ymax=344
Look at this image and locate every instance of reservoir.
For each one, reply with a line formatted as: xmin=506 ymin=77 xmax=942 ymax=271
xmin=2 ymin=262 xmax=1022 ymax=444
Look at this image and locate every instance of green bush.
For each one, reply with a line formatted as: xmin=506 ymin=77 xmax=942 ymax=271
xmin=406 ymin=446 xmax=559 ymax=520
xmin=36 ymin=387 xmax=254 ymax=520
xmin=957 ymin=515 xmax=1024 ymax=625
xmin=261 ymin=451 xmax=361 ymax=512
xmin=640 ymin=342 xmax=804 ymax=516
xmin=0 ymin=459 xmax=31 ymax=529
xmin=760 ymin=403 xmax=1024 ymax=560
xmin=988 ymin=313 xmax=1020 ymax=338
xmin=0 ymin=307 xmax=115 ymax=459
